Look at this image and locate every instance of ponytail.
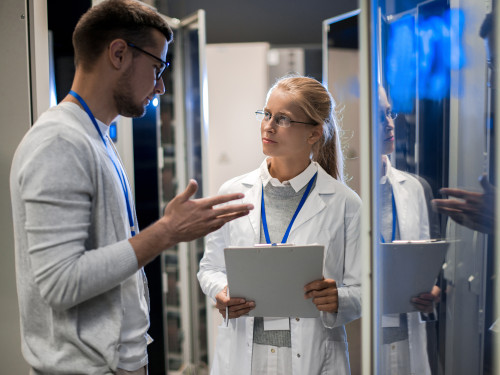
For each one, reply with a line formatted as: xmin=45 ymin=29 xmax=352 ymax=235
xmin=313 ymin=116 xmax=344 ymax=182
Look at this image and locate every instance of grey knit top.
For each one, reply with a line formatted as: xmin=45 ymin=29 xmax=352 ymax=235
xmin=253 ymin=161 xmax=317 ymax=348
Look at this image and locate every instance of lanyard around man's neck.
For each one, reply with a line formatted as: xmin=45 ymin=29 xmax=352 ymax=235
xmin=69 ymin=90 xmax=136 ymax=237
xmin=261 ymin=172 xmax=318 ymax=245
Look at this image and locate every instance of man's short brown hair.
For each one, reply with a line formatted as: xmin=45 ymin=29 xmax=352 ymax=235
xmin=72 ymin=0 xmax=173 ymax=71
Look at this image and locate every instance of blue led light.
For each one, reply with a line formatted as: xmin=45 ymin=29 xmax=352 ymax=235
xmin=109 ymin=122 xmax=117 ymax=142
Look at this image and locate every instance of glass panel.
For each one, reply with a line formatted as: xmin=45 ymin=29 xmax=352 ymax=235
xmin=369 ymin=1 xmax=497 ymax=374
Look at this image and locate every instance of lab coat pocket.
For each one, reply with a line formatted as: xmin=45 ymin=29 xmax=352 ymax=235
xmin=212 ymin=323 xmax=232 ymax=374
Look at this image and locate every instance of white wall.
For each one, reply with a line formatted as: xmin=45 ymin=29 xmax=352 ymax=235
xmin=0 ymin=0 xmax=48 ymax=371
xmin=206 ymin=42 xmax=270 ymax=196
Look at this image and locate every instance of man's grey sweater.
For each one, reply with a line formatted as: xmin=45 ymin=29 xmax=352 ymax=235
xmin=10 ymin=102 xmax=141 ymax=374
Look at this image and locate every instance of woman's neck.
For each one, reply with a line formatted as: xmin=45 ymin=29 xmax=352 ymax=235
xmin=381 ymin=155 xmax=388 ymax=176
xmin=268 ymin=157 xmax=311 ymax=182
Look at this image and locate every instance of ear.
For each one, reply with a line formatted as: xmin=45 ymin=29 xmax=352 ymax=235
xmin=307 ymin=126 xmax=323 ymax=145
xmin=108 ymin=39 xmax=129 ymax=70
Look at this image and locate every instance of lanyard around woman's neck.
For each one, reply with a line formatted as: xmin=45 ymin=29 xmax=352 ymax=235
xmin=261 ymin=172 xmax=318 ymax=245
xmin=69 ymin=90 xmax=136 ymax=237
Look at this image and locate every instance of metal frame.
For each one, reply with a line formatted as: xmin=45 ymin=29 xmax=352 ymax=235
xmin=494 ymin=3 xmax=500 ymax=374
xmin=321 ymin=9 xmax=361 ymax=88
xmin=359 ymin=1 xmax=376 ymax=374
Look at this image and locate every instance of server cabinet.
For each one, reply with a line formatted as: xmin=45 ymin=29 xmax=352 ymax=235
xmin=158 ymin=10 xmax=210 ymax=375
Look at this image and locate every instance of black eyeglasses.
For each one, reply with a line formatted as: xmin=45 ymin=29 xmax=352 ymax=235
xmin=127 ymin=42 xmax=169 ymax=81
xmin=255 ymin=110 xmax=317 ymax=128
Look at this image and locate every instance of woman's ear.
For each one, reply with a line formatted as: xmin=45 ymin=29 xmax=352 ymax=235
xmin=108 ymin=39 xmax=128 ymax=70
xmin=307 ymin=127 xmax=323 ymax=145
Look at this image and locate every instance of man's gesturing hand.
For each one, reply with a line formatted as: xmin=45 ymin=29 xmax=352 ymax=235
xmin=162 ymin=179 xmax=253 ymax=243
xmin=130 ymin=179 xmax=253 ymax=268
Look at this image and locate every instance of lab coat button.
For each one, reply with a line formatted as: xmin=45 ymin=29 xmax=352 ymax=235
xmin=271 ymin=348 xmax=276 ymax=353
xmin=295 ymin=318 xmax=300 ymax=321
xmin=297 ymin=353 xmax=301 ymax=358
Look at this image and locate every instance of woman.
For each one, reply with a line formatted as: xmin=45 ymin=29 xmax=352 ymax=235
xmin=378 ymin=86 xmax=436 ymax=375
xmin=198 ymin=75 xmax=362 ymax=375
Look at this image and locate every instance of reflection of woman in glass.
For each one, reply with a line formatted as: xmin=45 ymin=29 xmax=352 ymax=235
xmin=198 ymin=75 xmax=361 ymax=375
xmin=378 ymin=86 xmax=439 ymax=375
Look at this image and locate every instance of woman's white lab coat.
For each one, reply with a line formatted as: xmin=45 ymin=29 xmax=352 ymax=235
xmin=382 ymin=158 xmax=432 ymax=375
xmin=198 ymin=162 xmax=362 ymax=375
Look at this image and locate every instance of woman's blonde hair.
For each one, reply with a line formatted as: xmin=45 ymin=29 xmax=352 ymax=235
xmin=266 ymin=74 xmax=344 ymax=182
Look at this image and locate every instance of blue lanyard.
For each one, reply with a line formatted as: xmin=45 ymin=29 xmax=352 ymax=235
xmin=69 ymin=90 xmax=136 ymax=237
xmin=261 ymin=172 xmax=318 ymax=245
xmin=380 ymin=192 xmax=397 ymax=243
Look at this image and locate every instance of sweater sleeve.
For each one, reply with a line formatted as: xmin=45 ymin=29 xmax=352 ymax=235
xmin=15 ymin=134 xmax=138 ymax=311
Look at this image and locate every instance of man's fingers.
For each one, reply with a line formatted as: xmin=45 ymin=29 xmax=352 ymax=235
xmin=213 ymin=209 xmax=252 ymax=225
xmin=177 ymin=179 xmax=199 ymax=203
xmin=432 ymin=199 xmax=480 ymax=214
xmin=432 ymin=199 xmax=466 ymax=211
xmin=439 ymin=187 xmax=481 ymax=200
xmin=213 ymin=203 xmax=254 ymax=218
xmin=202 ymin=192 xmax=245 ymax=208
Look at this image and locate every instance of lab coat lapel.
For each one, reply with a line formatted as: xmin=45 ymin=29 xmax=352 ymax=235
xmin=240 ymin=172 xmax=262 ymax=244
xmin=286 ymin=169 xmax=330 ymax=236
xmin=387 ymin=161 xmax=410 ymax=239
xmin=290 ymin=190 xmax=326 ymax=233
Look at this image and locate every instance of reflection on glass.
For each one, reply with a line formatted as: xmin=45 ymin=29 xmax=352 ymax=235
xmin=378 ymin=85 xmax=441 ymax=375
xmin=370 ymin=0 xmax=497 ymax=374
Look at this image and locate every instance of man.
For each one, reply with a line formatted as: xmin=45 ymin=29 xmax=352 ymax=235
xmin=9 ymin=1 xmax=252 ymax=374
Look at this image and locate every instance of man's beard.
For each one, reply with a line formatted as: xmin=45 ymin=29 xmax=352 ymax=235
xmin=113 ymin=65 xmax=148 ymax=118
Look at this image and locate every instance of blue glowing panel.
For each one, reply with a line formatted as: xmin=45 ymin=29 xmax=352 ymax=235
xmin=385 ymin=9 xmax=466 ymax=113
xmin=386 ymin=15 xmax=416 ymax=113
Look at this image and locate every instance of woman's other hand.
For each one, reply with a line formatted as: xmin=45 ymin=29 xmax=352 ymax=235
xmin=304 ymin=278 xmax=339 ymax=313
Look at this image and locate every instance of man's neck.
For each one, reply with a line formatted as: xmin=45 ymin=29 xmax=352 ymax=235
xmin=63 ymin=70 xmax=118 ymax=125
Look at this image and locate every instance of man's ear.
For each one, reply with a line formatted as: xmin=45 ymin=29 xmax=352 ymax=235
xmin=108 ymin=39 xmax=128 ymax=70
